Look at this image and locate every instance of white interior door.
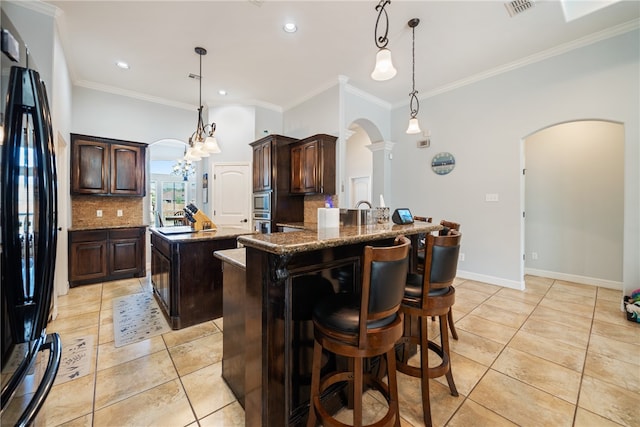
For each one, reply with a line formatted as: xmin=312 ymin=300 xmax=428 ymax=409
xmin=350 ymin=176 xmax=371 ymax=208
xmin=212 ymin=162 xmax=251 ymax=229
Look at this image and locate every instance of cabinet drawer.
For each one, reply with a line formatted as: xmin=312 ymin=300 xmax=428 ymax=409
xmin=151 ymin=233 xmax=171 ymax=258
xmin=110 ymin=227 xmax=143 ymax=240
xmin=69 ymin=230 xmax=108 ymax=243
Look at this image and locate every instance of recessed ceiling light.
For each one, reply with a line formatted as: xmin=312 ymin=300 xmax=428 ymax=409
xmin=116 ymin=61 xmax=130 ymax=70
xmin=283 ymin=22 xmax=297 ymax=33
xmin=218 ymin=90 xmax=227 ymax=96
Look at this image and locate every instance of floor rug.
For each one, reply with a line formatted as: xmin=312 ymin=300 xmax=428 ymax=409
xmin=113 ymin=292 xmax=171 ymax=348
xmin=56 ymin=335 xmax=94 ymax=385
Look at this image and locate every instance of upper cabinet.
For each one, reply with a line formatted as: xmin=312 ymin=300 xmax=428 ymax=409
xmin=71 ymin=134 xmax=147 ymax=196
xmin=290 ymin=134 xmax=336 ymax=195
xmin=251 ymin=137 xmax=272 ymax=192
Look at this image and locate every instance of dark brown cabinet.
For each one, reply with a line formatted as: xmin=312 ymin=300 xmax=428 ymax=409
xmin=252 ymin=139 xmax=272 ymax=192
xmin=71 ymin=134 xmax=146 ymax=196
xmin=69 ymin=227 xmax=146 ymax=286
xmin=250 ymin=135 xmax=304 ymax=228
xmin=290 ymin=134 xmax=336 ymax=195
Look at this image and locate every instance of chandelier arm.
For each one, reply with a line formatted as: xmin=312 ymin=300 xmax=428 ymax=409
xmin=374 ymin=0 xmax=391 ymax=49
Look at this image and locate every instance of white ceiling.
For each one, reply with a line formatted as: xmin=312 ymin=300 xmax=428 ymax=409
xmin=45 ymin=0 xmax=639 ymax=114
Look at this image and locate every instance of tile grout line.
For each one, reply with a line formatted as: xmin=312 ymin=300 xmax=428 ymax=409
xmin=446 ymin=278 xmax=558 ymax=426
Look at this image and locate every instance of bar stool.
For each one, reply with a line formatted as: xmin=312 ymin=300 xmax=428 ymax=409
xmin=396 ymin=231 xmax=461 ymax=427
xmin=416 ymin=220 xmax=461 ymax=340
xmin=307 ymin=236 xmax=411 ymax=427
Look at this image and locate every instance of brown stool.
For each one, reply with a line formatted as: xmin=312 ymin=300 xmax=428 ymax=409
xmin=307 ymin=236 xmax=411 ymax=427
xmin=396 ymin=231 xmax=461 ymax=427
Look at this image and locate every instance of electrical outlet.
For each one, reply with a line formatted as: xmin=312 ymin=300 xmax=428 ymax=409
xmin=459 ymin=253 xmax=465 ymax=261
xmin=531 ymin=252 xmax=538 ymax=260
xmin=96 ymin=209 xmax=102 ymax=217
xmin=117 ymin=209 xmax=123 ymax=217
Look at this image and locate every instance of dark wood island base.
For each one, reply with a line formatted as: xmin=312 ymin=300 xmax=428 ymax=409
xmin=233 ymin=222 xmax=441 ymax=427
xmin=149 ymin=227 xmax=253 ymax=330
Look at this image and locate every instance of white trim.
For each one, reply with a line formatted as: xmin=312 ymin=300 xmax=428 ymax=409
xmin=394 ymin=18 xmax=640 ymax=109
xmin=75 ymin=80 xmax=196 ymax=111
xmin=456 ymin=269 xmax=525 ymax=290
xmin=283 ymin=78 xmax=338 ymax=112
xmin=524 ymin=268 xmax=623 ymax=290
xmin=344 ymin=83 xmax=392 ymax=110
xmin=368 ymin=141 xmax=395 ymax=152
xmin=8 ymin=0 xmax=57 ymax=17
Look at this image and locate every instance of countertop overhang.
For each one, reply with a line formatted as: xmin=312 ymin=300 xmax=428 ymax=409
xmin=238 ymin=222 xmax=441 ymax=255
xmin=150 ymin=226 xmax=255 ymax=242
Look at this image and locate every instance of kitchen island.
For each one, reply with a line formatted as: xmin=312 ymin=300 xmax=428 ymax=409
xmin=234 ymin=221 xmax=441 ymax=427
xmin=149 ymin=226 xmax=254 ymax=329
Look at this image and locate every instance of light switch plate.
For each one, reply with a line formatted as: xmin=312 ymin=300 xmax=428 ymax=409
xmin=485 ymin=193 xmax=499 ymax=202
xmin=117 ymin=210 xmax=123 ymax=217
xmin=96 ymin=209 xmax=103 ymax=217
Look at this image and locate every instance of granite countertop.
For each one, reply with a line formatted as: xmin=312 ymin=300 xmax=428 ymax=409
xmin=213 ymin=247 xmax=246 ymax=269
xmin=238 ymin=222 xmax=441 ymax=255
xmin=68 ymin=224 xmax=149 ymax=231
xmin=150 ymin=226 xmax=256 ymax=243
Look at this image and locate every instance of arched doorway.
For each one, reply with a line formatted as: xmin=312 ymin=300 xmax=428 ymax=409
xmin=523 ymin=120 xmax=624 ymax=287
xmin=148 ymin=138 xmax=199 ymax=227
xmin=344 ymin=118 xmax=388 ymax=209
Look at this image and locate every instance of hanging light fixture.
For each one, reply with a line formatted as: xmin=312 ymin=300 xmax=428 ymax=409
xmin=187 ymin=46 xmax=221 ymax=159
xmin=172 ymin=149 xmax=196 ymax=181
xmin=406 ymin=18 xmax=422 ymax=134
xmin=371 ymin=0 xmax=397 ymax=81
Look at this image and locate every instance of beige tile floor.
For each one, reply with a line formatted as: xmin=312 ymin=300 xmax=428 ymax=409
xmin=35 ymin=275 xmax=639 ymax=426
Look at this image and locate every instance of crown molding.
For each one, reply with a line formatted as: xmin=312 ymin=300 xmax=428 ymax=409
xmin=393 ymin=18 xmax=640 ymax=109
xmin=344 ymin=82 xmax=392 ymax=110
xmin=8 ymin=0 xmax=57 ymax=17
xmin=75 ymin=80 xmax=196 ymax=111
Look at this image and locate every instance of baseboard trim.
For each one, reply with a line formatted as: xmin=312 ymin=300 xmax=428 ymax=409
xmin=456 ymin=270 xmax=524 ymax=290
xmin=524 ymin=268 xmax=622 ymax=290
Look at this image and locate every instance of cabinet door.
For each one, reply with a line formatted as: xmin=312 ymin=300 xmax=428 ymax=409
xmin=69 ymin=240 xmax=108 ymax=282
xmin=290 ymin=140 xmax=318 ymax=194
xmin=252 ymin=141 xmax=271 ymax=192
xmin=72 ymin=139 xmax=109 ymax=194
xmin=111 ymin=143 xmax=145 ymax=196
xmin=151 ymin=247 xmax=171 ymax=313
xmin=109 ymin=227 xmax=145 ymax=276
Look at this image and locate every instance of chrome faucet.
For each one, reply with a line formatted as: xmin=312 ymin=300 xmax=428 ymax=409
xmin=355 ymin=200 xmax=372 ymax=209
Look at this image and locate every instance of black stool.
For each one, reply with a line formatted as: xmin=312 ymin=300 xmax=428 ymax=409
xmin=307 ymin=236 xmax=411 ymax=427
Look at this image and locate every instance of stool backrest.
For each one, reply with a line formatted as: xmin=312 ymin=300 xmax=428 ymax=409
xmin=359 ymin=235 xmax=411 ymax=346
xmin=423 ymin=231 xmax=461 ymax=303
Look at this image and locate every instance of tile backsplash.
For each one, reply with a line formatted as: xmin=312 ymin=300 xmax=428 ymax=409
xmin=303 ymin=194 xmax=338 ymax=224
xmin=71 ymin=196 xmax=144 ymax=229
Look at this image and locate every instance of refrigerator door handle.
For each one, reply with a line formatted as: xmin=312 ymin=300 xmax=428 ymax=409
xmin=15 ymin=333 xmax=61 ymax=427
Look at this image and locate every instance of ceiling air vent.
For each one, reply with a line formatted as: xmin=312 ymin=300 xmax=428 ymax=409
xmin=505 ymin=0 xmax=536 ymax=17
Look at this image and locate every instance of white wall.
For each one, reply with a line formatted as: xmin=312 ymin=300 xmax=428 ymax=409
xmin=525 ymin=121 xmax=624 ymax=286
xmin=254 ymin=106 xmax=284 ymax=140
xmin=389 ymin=29 xmax=639 ymax=294
xmin=283 ymin=85 xmax=339 ymax=138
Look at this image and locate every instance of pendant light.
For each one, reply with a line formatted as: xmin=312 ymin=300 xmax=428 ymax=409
xmin=406 ymin=18 xmax=422 ymax=134
xmin=371 ymin=0 xmax=397 ymax=81
xmin=187 ymin=47 xmax=221 ymax=159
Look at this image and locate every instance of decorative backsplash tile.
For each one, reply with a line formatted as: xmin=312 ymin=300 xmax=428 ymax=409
xmin=71 ymin=196 xmax=144 ymax=229
xmin=304 ymin=194 xmax=338 ymax=224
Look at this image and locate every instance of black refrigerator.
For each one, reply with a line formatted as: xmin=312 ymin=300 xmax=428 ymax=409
xmin=1 ymin=10 xmax=62 ymax=426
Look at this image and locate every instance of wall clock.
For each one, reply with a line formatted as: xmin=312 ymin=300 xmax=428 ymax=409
xmin=431 ymin=152 xmax=455 ymax=175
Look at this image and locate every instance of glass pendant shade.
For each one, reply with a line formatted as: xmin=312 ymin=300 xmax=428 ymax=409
xmin=184 ymin=146 xmax=201 ymax=161
xmin=203 ymin=136 xmax=221 ymax=153
xmin=406 ymin=117 xmax=422 ymax=134
xmin=371 ymin=48 xmax=397 ymax=81
xmin=192 ymin=141 xmax=209 ymax=158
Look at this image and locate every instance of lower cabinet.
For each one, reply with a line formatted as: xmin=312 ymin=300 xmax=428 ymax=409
xmin=68 ymin=227 xmax=146 ymax=286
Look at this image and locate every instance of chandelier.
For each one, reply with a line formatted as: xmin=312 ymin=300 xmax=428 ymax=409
xmin=186 ymin=46 xmax=221 ymax=161
xmin=172 ymin=150 xmax=196 ymax=181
